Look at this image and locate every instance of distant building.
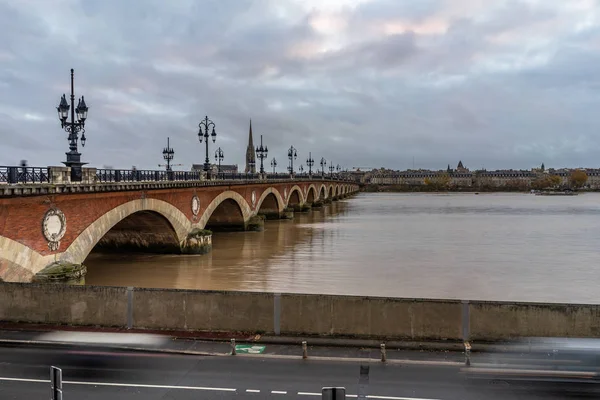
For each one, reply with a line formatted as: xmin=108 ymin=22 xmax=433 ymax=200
xmin=245 ymin=120 xmax=256 ymax=174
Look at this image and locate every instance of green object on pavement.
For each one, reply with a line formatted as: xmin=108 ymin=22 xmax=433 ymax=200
xmin=234 ymin=345 xmax=266 ymax=354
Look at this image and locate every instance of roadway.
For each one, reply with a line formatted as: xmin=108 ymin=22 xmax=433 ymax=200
xmin=0 ymin=345 xmax=599 ymax=399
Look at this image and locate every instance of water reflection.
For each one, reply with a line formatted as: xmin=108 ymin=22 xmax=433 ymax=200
xmin=86 ymin=193 xmax=600 ymax=303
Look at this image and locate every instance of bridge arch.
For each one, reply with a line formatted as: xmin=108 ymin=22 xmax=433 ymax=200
xmin=319 ymin=184 xmax=327 ymax=200
xmin=199 ymin=190 xmax=252 ymax=231
xmin=287 ymin=185 xmax=304 ymax=207
xmin=256 ymin=187 xmax=285 ymax=218
xmin=306 ymin=184 xmax=318 ymax=204
xmin=0 ymin=236 xmax=53 ymax=282
xmin=329 ymin=185 xmax=335 ymax=199
xmin=62 ymin=198 xmax=192 ymax=266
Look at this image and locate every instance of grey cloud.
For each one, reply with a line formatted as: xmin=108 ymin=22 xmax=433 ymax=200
xmin=0 ymin=0 xmax=599 ymax=172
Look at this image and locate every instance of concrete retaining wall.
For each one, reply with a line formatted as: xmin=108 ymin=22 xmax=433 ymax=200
xmin=1 ymin=283 xmax=600 ymax=341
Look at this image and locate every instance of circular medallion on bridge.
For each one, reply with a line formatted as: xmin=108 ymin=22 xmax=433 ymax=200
xmin=251 ymin=191 xmax=257 ymax=207
xmin=191 ymin=195 xmax=201 ymax=216
xmin=42 ymin=208 xmax=66 ymax=252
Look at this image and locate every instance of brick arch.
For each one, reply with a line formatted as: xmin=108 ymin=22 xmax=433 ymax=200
xmin=198 ymin=190 xmax=252 ymax=229
xmin=286 ymin=185 xmax=305 ymax=207
xmin=256 ymin=187 xmax=285 ymax=213
xmin=306 ymin=184 xmax=318 ymax=204
xmin=0 ymin=236 xmax=54 ymax=282
xmin=61 ymin=198 xmax=192 ymax=267
xmin=319 ymin=184 xmax=327 ymax=200
xmin=329 ymin=185 xmax=334 ymax=198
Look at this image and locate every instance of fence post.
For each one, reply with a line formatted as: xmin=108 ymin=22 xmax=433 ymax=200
xmin=231 ymin=338 xmax=236 ymax=355
xmin=380 ymin=343 xmax=386 ymax=362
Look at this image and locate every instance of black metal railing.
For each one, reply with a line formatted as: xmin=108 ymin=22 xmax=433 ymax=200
xmin=95 ymin=169 xmax=202 ymax=183
xmin=0 ymin=166 xmax=50 ymax=184
xmin=0 ymin=166 xmax=355 ymax=185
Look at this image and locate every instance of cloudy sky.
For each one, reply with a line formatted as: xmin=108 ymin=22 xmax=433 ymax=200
xmin=1 ymin=0 xmax=599 ymax=172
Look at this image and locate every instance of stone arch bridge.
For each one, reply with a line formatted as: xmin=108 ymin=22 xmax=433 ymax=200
xmin=0 ymin=179 xmax=358 ymax=283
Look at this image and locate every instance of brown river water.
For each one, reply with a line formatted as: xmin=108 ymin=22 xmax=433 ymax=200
xmin=85 ymin=192 xmax=600 ymax=303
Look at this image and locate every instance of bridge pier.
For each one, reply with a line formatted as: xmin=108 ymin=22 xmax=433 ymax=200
xmin=181 ymin=229 xmax=212 ymax=254
xmin=32 ymin=261 xmax=86 ymax=285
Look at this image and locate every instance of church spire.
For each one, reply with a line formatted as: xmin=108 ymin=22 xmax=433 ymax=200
xmin=245 ymin=119 xmax=256 ymax=173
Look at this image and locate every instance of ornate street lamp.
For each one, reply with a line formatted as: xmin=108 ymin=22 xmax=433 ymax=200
xmin=162 ymin=137 xmax=175 ymax=171
xmin=306 ymin=152 xmax=314 ymax=176
xmin=215 ymin=147 xmax=224 ymax=177
xmin=329 ymin=164 xmax=335 ymax=176
xmin=287 ymin=145 xmax=297 ymax=175
xmin=56 ymin=68 xmax=89 ymax=182
xmin=271 ymin=157 xmax=277 ymax=174
xmin=197 ymin=116 xmax=217 ymax=173
xmin=320 ymin=157 xmax=327 ymax=177
xmin=255 ymin=135 xmax=268 ymax=174
xmin=299 ymin=165 xmax=304 ymax=175
xmin=336 ymin=164 xmax=341 ymax=173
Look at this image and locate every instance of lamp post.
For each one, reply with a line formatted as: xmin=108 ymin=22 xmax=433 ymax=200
xmin=336 ymin=164 xmax=341 ymax=173
xmin=56 ymin=68 xmax=89 ymax=182
xmin=287 ymin=145 xmax=297 ymax=176
xmin=329 ymin=164 xmax=335 ymax=176
xmin=320 ymin=157 xmax=327 ymax=177
xmin=306 ymin=152 xmax=314 ymax=176
xmin=256 ymin=135 xmax=268 ymax=174
xmin=299 ymin=165 xmax=304 ymax=175
xmin=271 ymin=158 xmax=277 ymax=174
xmin=197 ymin=116 xmax=216 ymax=173
xmin=162 ymin=137 xmax=175 ymax=171
xmin=215 ymin=147 xmax=224 ymax=177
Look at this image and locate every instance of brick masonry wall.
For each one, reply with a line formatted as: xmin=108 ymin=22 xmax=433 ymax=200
xmin=0 ymin=181 xmax=356 ymax=259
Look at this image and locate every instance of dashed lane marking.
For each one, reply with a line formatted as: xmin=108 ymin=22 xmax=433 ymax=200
xmin=0 ymin=376 xmax=443 ymax=399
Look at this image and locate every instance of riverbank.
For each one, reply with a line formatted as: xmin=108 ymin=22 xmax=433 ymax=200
xmin=360 ymin=184 xmax=591 ymax=194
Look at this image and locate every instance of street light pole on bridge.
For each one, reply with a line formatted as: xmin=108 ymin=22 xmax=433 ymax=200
xmin=271 ymin=158 xmax=277 ymax=174
xmin=306 ymin=152 xmax=314 ymax=177
xmin=197 ymin=116 xmax=217 ymax=175
xmin=320 ymin=157 xmax=327 ymax=178
xmin=215 ymin=147 xmax=224 ymax=178
xmin=56 ymin=68 xmax=89 ymax=182
xmin=287 ymin=145 xmax=297 ymax=177
xmin=256 ymin=135 xmax=268 ymax=175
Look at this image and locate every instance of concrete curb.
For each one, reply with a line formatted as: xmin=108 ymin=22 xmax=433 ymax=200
xmin=0 ymin=338 xmax=466 ymax=367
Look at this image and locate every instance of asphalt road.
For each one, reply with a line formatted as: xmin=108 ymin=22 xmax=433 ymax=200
xmin=0 ymin=345 xmax=599 ymax=400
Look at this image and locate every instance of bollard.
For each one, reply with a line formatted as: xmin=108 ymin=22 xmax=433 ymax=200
xmin=231 ymin=338 xmax=236 ymax=355
xmin=464 ymin=341 xmax=471 ymax=367
xmin=50 ymin=366 xmax=62 ymax=400
xmin=380 ymin=343 xmax=386 ymax=362
xmin=302 ymin=340 xmax=308 ymax=359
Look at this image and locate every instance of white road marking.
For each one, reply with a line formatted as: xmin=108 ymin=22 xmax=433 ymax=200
xmin=0 ymin=377 xmax=235 ymax=392
xmin=0 ymin=376 xmax=443 ymax=399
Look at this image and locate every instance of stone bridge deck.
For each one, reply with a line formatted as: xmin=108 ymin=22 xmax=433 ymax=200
xmin=0 ymin=179 xmax=359 ymax=283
